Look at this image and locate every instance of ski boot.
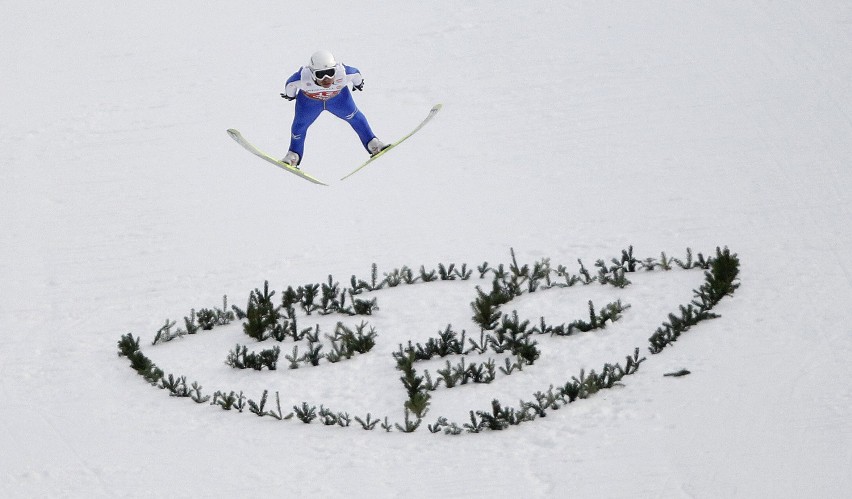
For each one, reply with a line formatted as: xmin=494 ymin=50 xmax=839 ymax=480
xmin=367 ymin=138 xmax=390 ymax=157
xmin=281 ymin=151 xmax=300 ymax=168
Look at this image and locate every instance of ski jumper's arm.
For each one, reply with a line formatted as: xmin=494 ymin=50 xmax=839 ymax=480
xmin=343 ymin=65 xmax=364 ymax=89
xmin=283 ymin=70 xmax=304 ymax=99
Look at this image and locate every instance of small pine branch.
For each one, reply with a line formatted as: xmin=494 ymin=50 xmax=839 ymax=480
xmin=212 ymin=390 xmax=239 ymax=410
xmin=355 ymin=413 xmax=381 ymax=430
xmin=267 ymin=391 xmax=291 ymax=420
xmin=394 ymin=409 xmax=422 ymax=433
xmin=285 ymin=345 xmax=302 ymax=369
xmin=293 ymin=402 xmax=317 ymax=424
xmin=190 ymin=381 xmax=210 ymax=404
xmin=419 ymin=265 xmax=437 ymax=282
xmin=428 ymin=416 xmax=449 ymax=434
xmin=117 ymin=333 xmax=140 ymax=357
xmin=248 ymin=390 xmax=270 ymax=417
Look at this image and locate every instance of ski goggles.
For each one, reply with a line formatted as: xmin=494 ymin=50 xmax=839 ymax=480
xmin=313 ymin=68 xmax=336 ymax=80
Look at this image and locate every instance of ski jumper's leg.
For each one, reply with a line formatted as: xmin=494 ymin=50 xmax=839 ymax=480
xmin=288 ymin=94 xmax=325 ymax=159
xmin=326 ymin=88 xmax=377 ymax=152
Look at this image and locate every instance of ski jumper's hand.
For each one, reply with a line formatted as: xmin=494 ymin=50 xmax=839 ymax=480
xmin=352 ymin=80 xmax=364 ymax=91
xmin=280 ymin=92 xmax=296 ymax=101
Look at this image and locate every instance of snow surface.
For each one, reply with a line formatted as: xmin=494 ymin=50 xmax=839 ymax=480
xmin=2 ymin=1 xmax=851 ymax=497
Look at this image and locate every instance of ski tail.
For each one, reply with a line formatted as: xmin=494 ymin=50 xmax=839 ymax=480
xmin=227 ymin=129 xmax=328 ymax=186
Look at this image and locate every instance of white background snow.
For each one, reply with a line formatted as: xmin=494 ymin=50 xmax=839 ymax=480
xmin=2 ymin=1 xmax=851 ymax=497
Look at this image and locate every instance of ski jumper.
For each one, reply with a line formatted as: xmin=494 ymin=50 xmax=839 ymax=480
xmin=283 ymin=63 xmax=377 ymax=161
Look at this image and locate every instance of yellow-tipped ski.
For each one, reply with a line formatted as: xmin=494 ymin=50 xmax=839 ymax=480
xmin=226 ymin=129 xmax=328 ymax=186
xmin=341 ymin=103 xmax=442 ymax=180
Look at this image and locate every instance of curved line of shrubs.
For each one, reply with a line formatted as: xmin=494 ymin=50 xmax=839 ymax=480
xmin=117 ymin=246 xmax=739 ymax=435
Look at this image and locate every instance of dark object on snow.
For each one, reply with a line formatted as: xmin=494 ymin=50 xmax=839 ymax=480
xmin=664 ymin=369 xmax=691 ymax=377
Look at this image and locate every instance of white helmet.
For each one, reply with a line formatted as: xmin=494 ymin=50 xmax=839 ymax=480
xmin=309 ymin=50 xmax=337 ymax=71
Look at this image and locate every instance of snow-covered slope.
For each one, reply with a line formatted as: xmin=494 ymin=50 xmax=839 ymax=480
xmin=2 ymin=1 xmax=851 ymax=497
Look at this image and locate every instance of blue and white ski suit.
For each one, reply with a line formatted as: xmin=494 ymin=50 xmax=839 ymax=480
xmin=282 ymin=63 xmax=377 ymax=161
